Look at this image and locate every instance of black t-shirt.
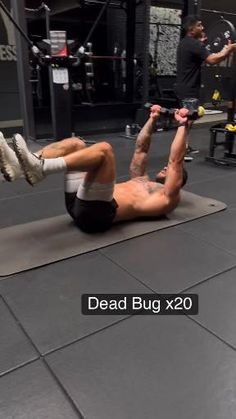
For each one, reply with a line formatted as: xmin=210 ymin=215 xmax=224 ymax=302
xmin=175 ymin=36 xmax=210 ymax=99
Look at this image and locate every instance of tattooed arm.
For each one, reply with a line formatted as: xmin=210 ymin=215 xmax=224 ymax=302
xmin=164 ymin=110 xmax=188 ymax=198
xmin=129 ymin=105 xmax=160 ymax=178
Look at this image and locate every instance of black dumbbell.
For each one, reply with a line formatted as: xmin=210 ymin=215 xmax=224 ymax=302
xmin=144 ymin=103 xmax=205 ymax=120
xmin=160 ymin=106 xmax=205 ymax=120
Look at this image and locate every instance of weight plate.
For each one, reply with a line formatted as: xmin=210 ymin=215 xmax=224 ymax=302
xmin=206 ymin=19 xmax=236 ymax=53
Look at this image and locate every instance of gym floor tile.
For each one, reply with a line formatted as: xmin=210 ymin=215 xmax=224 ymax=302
xmin=186 ymin=268 xmax=236 ymax=349
xmin=185 ymin=172 xmax=236 ymax=207
xmin=0 ymin=179 xmax=23 ymax=199
xmin=101 ymin=228 xmax=236 ymax=293
xmin=0 ymin=252 xmax=150 ymax=355
xmin=1 ymin=125 xmax=236 ymax=416
xmin=0 ymin=297 xmax=37 ymax=375
xmin=46 ymin=315 xmax=236 ymax=419
xmin=0 ymin=173 xmax=63 ymax=198
xmin=0 ymin=188 xmax=65 ymax=227
xmin=0 ymin=360 xmax=80 ymax=419
xmin=183 ymin=159 xmax=236 ymax=185
xmin=178 ymin=208 xmax=236 ymax=255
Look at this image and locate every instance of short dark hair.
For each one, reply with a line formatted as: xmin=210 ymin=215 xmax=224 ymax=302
xmin=182 ymin=167 xmax=188 ymax=187
xmin=155 ymin=167 xmax=188 ymax=187
xmin=182 ymin=15 xmax=201 ymax=34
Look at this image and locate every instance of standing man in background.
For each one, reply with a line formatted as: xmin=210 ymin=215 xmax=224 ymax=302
xmin=175 ymin=14 xmax=236 ymax=161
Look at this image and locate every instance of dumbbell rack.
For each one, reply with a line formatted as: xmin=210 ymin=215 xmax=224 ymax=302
xmin=206 ymin=122 xmax=236 ymax=166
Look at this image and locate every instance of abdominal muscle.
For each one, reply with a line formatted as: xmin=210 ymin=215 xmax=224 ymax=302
xmin=113 ymin=178 xmax=165 ymax=222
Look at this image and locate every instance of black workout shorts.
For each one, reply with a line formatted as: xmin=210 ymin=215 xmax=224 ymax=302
xmin=65 ymin=192 xmax=118 ymax=233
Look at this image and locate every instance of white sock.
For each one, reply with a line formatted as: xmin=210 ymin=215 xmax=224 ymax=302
xmin=64 ymin=171 xmax=86 ymax=193
xmin=43 ymin=157 xmax=67 ymax=175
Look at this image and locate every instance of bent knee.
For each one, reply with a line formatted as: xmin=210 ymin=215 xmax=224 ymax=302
xmin=54 ymin=137 xmax=86 ymax=155
xmin=72 ymin=137 xmax=86 ymax=150
xmin=99 ymin=141 xmax=113 ymax=152
xmin=99 ymin=141 xmax=114 ymax=157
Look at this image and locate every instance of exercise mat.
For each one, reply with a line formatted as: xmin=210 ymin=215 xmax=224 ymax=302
xmin=0 ymin=191 xmax=226 ymax=276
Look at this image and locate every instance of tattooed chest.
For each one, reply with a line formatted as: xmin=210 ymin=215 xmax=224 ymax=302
xmin=131 ymin=178 xmax=162 ymax=195
xmin=141 ymin=181 xmax=161 ymax=194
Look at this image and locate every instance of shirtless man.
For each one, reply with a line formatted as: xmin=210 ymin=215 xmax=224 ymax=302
xmin=0 ymin=105 xmax=189 ymax=233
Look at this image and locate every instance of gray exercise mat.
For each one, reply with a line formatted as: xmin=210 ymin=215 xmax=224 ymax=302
xmin=0 ymin=191 xmax=226 ymax=276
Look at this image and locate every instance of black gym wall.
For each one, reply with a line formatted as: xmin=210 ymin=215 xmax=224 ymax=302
xmin=202 ymin=0 xmax=236 ymax=13
xmin=106 ymin=2 xmax=147 ymax=56
xmin=0 ymin=0 xmax=22 ymax=133
xmin=19 ymin=0 xmax=236 ymax=136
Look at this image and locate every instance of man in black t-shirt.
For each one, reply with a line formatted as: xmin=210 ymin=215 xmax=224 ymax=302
xmin=175 ymin=15 xmax=236 ymax=161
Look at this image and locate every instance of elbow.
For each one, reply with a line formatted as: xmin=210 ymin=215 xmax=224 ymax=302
xmin=206 ymin=54 xmax=222 ymax=65
xmin=206 ymin=55 xmax=216 ymax=65
xmin=168 ymin=156 xmax=183 ymax=167
xmin=206 ymin=53 xmax=227 ymax=66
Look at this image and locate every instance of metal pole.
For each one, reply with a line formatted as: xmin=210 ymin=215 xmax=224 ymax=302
xmin=142 ymin=0 xmax=150 ymax=104
xmin=44 ymin=3 xmax=50 ymax=38
xmin=126 ymin=0 xmax=136 ymax=102
xmin=0 ymin=0 xmax=33 ymax=46
xmin=183 ymin=0 xmax=201 ymax=17
xmin=201 ymin=9 xmax=236 ymax=18
xmin=11 ymin=0 xmax=35 ymax=141
xmin=84 ymin=0 xmax=111 ymax=46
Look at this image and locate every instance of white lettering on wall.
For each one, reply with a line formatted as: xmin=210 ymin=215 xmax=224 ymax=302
xmin=0 ymin=45 xmax=17 ymax=61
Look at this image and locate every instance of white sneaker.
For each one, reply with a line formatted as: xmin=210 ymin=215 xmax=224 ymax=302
xmin=0 ymin=132 xmax=22 ymax=181
xmin=12 ymin=133 xmax=45 ymax=186
xmin=184 ymin=155 xmax=194 ymax=162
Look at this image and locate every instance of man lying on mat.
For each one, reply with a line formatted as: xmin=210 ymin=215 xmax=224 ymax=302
xmin=0 ymin=105 xmax=189 ymax=233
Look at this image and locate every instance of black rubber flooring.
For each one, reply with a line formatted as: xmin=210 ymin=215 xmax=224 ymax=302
xmin=1 ymin=125 xmax=236 ymax=418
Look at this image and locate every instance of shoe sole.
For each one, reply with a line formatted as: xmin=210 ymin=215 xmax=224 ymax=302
xmin=0 ymin=143 xmax=15 ymax=181
xmin=12 ymin=135 xmax=34 ymax=186
xmin=184 ymin=156 xmax=194 ymax=162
